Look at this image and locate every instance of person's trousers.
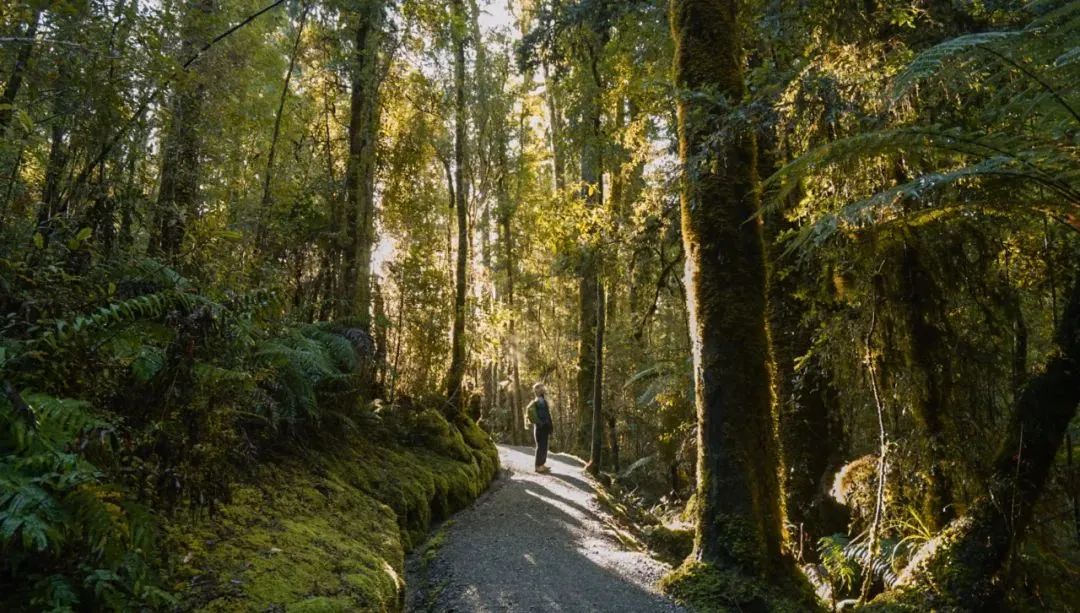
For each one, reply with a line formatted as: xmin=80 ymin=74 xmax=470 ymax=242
xmin=533 ymin=423 xmax=552 ymax=467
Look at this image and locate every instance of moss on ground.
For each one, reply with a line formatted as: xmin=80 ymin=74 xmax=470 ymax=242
xmin=167 ymin=412 xmax=498 ymax=612
xmin=659 ymin=560 xmax=822 ymax=613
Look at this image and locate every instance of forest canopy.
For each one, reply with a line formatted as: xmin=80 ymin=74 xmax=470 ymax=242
xmin=0 ymin=0 xmax=1077 ymax=610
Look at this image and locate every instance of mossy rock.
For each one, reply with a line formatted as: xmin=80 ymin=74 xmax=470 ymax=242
xmin=168 ymin=415 xmax=498 ymax=612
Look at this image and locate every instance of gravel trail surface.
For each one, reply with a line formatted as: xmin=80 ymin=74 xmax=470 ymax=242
xmin=405 ymin=445 xmax=685 ymax=612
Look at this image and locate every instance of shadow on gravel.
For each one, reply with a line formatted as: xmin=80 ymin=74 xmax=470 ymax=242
xmin=549 ymin=471 xmax=595 ymax=493
xmin=501 ymin=444 xmax=588 ymax=470
xmin=406 ymin=445 xmax=682 ymax=612
xmin=521 ymin=481 xmax=601 ymax=523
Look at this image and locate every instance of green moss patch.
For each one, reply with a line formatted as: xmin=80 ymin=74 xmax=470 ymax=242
xmin=659 ymin=560 xmax=821 ymax=613
xmin=168 ymin=413 xmax=498 ymax=611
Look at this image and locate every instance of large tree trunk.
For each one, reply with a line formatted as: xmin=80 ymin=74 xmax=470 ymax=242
xmin=444 ymin=0 xmax=470 ymax=412
xmin=671 ymin=0 xmax=788 ymax=578
xmin=151 ymin=0 xmax=214 ymax=261
xmin=883 ymin=271 xmax=1080 ymax=610
xmin=895 ymin=237 xmax=955 ymax=531
xmin=341 ymin=0 xmax=385 ymax=328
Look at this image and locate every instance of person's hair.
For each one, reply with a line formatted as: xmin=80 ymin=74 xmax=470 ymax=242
xmin=532 ymin=382 xmax=545 ymax=395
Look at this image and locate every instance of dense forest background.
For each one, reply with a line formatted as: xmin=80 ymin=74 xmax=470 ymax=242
xmin=1 ymin=0 xmax=1077 ymax=610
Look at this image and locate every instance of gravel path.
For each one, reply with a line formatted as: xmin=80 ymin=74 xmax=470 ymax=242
xmin=405 ymin=445 xmax=685 ymax=612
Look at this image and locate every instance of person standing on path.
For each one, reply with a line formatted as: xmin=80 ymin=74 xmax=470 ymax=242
xmin=525 ymin=383 xmax=554 ymax=473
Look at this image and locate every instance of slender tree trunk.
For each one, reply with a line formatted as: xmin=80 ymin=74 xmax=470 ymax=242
xmin=389 ymin=266 xmax=407 ymax=404
xmin=542 ymin=62 xmax=565 ymax=192
xmin=503 ymin=203 xmax=524 ymax=443
xmin=671 ymin=0 xmax=788 ymax=578
xmin=587 ymin=282 xmax=605 ymax=475
xmin=373 ymin=282 xmax=388 ymax=392
xmin=38 ymin=121 xmax=70 ymax=232
xmin=576 ymin=39 xmax=603 ymax=455
xmin=496 ymin=79 xmax=524 ymax=443
xmin=444 ymin=0 xmax=470 ymax=412
xmin=151 ymin=0 xmax=215 ymax=261
xmin=341 ymin=0 xmax=385 ymax=327
xmin=258 ymin=4 xmax=310 ymax=241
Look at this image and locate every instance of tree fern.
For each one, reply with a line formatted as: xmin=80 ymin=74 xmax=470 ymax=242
xmin=767 ymin=1 xmax=1079 ymax=252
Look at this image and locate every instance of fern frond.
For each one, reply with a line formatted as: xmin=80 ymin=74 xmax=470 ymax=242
xmin=32 ymin=289 xmax=210 ymax=355
xmin=22 ymin=393 xmax=103 ymax=442
xmin=892 ymin=31 xmax=1022 ymax=99
xmin=300 ymin=325 xmax=359 ymax=373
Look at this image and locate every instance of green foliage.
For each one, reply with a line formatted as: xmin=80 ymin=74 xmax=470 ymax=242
xmin=0 ymin=249 xmax=385 ymax=608
xmin=256 ymin=324 xmax=360 ymax=426
xmin=817 ymin=533 xmax=859 ymax=593
xmin=1 ymin=0 xmax=1077 ymax=610
xmin=766 ymin=0 xmax=1079 ymax=253
xmin=0 ymin=391 xmax=173 ymax=611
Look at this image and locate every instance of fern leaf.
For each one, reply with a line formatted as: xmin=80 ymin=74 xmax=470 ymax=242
xmin=892 ymin=31 xmax=1022 ymax=99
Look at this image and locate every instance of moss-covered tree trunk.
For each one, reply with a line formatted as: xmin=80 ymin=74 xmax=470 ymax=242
xmin=341 ymin=0 xmax=384 ymax=328
xmin=444 ymin=0 xmax=469 ymax=411
xmin=895 ymin=237 xmax=954 ymax=531
xmin=883 ymin=271 xmax=1080 ymax=609
xmin=671 ymin=0 xmax=787 ymax=576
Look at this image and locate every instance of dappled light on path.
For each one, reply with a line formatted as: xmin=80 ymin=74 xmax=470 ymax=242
xmin=406 ymin=445 xmax=684 ymax=612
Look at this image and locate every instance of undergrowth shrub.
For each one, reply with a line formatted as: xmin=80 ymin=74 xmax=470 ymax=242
xmin=0 ymin=392 xmax=173 ymax=610
xmin=0 ymin=253 xmax=390 ymax=609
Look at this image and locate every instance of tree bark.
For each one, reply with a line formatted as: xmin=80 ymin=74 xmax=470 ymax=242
xmin=671 ymin=0 xmax=787 ymax=578
xmin=501 ymin=178 xmax=524 ymax=444
xmin=341 ymin=0 xmax=385 ymax=328
xmin=444 ymin=0 xmax=470 ymax=412
xmin=542 ymin=61 xmax=565 ymax=192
